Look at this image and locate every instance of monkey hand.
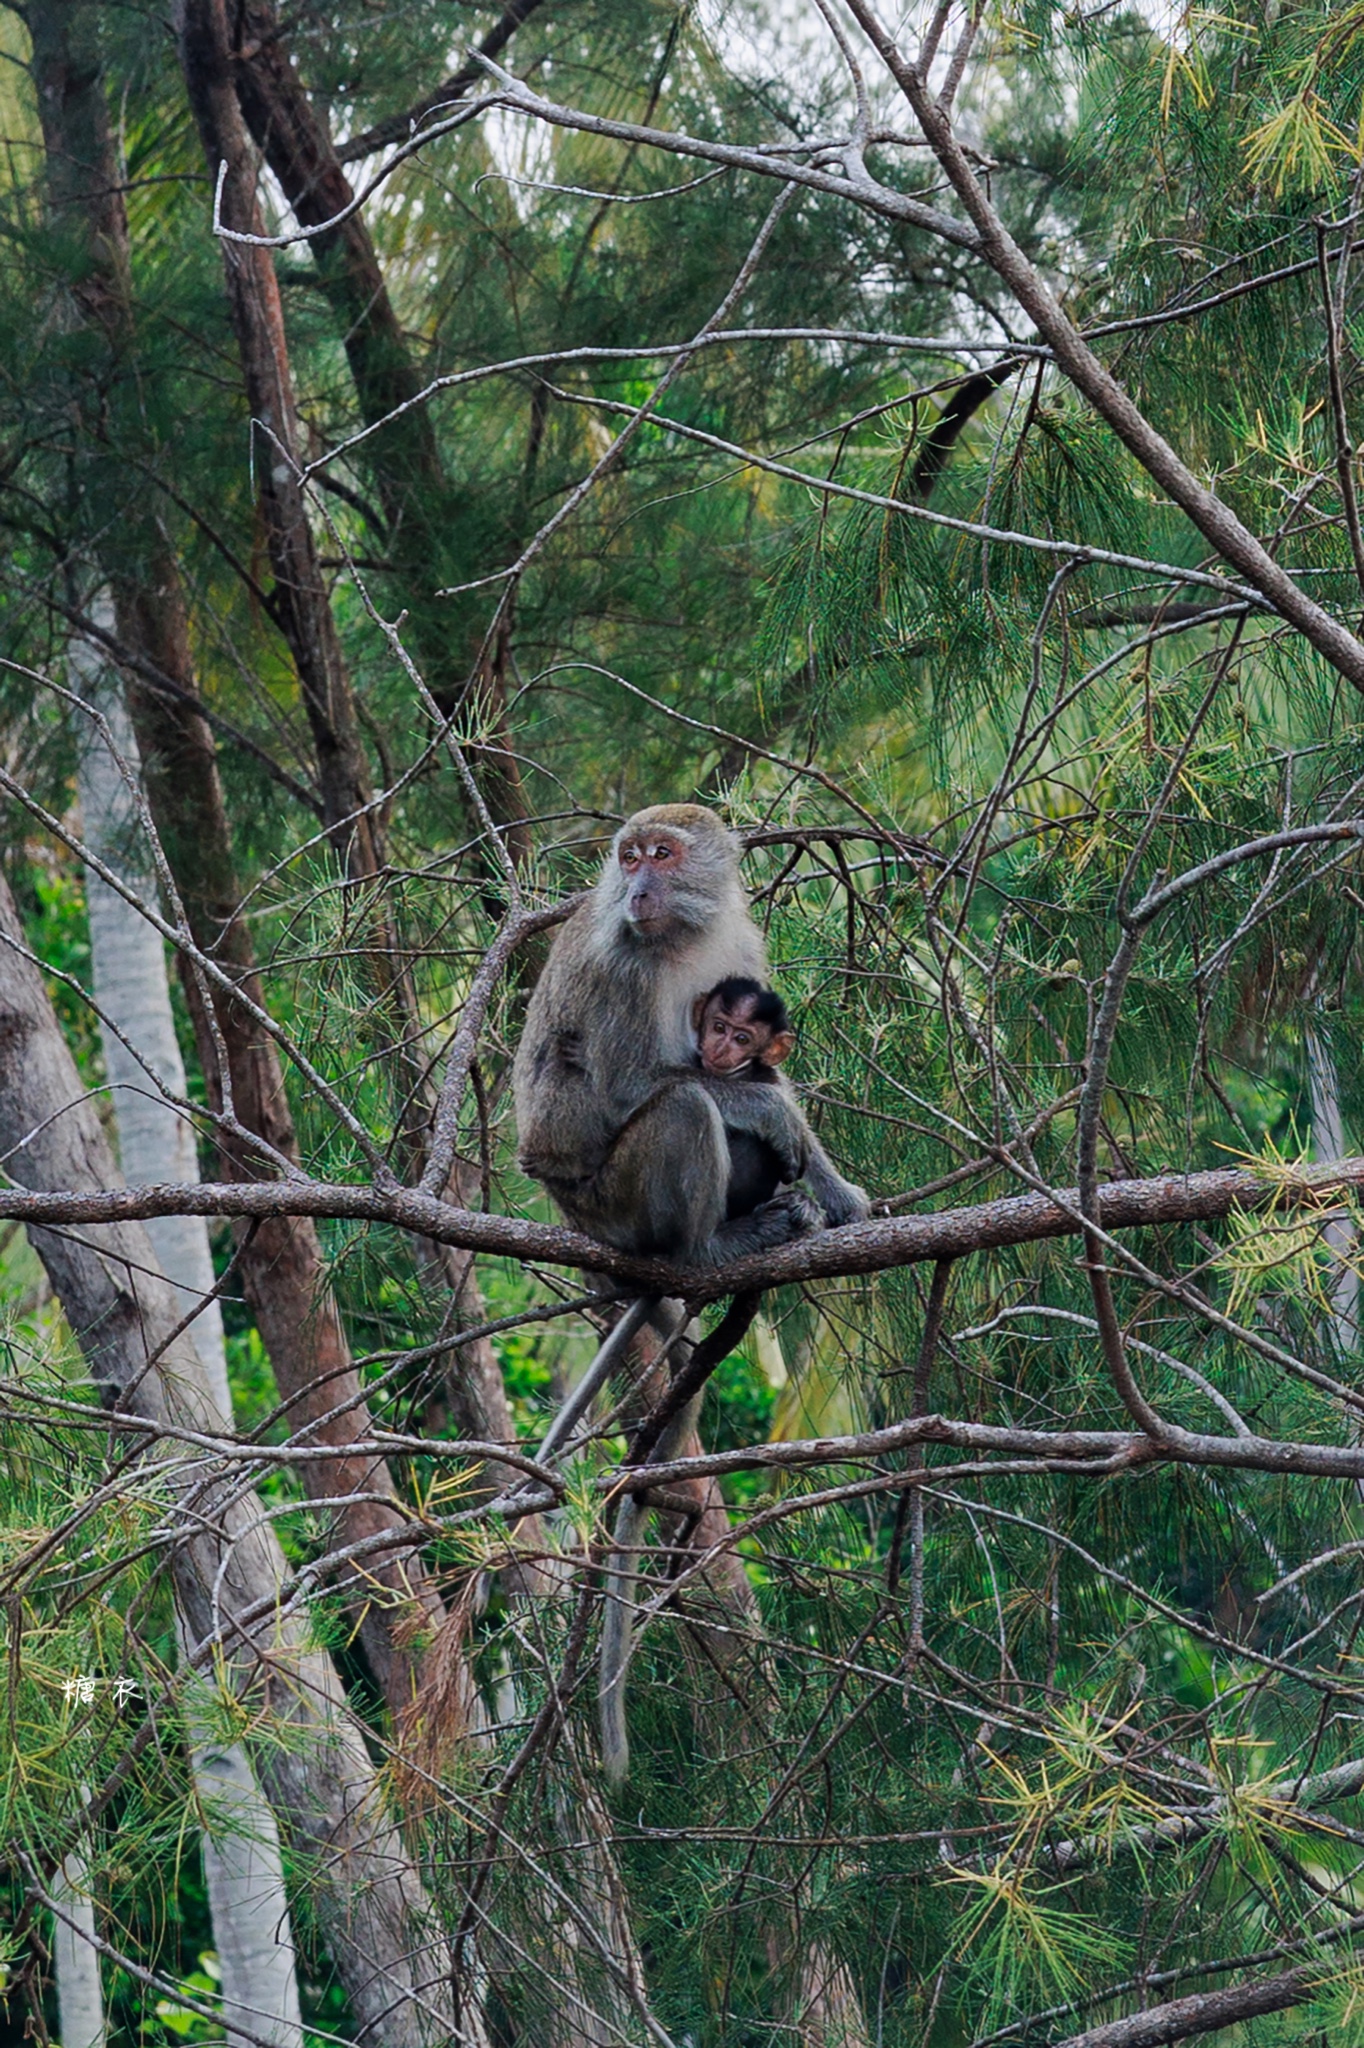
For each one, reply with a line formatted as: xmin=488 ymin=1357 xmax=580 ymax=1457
xmin=696 ymin=1188 xmax=822 ymax=1265
xmin=802 ymin=1146 xmax=871 ymax=1227
xmin=818 ymin=1174 xmax=871 ymax=1227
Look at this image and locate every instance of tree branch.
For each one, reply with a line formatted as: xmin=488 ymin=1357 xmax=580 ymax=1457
xmin=1053 ymin=1961 xmax=1327 ymax=2048
xmin=337 ymin=0 xmax=549 ymax=162
xmin=837 ymin=0 xmax=1364 ymax=692
xmin=0 ymin=1155 xmax=1359 ymax=1303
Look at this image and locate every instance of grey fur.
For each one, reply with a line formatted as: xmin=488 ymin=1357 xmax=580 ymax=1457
xmin=513 ymin=804 xmax=822 ymax=1264
xmin=513 ymin=803 xmax=867 ymax=1259
xmin=535 ymin=1296 xmax=656 ymax=1466
xmin=513 ymin=805 xmax=867 ymax=1785
xmin=700 ymin=1064 xmax=870 ymax=1229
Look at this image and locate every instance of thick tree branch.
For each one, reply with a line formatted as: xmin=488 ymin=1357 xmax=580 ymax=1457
xmin=0 ymin=1155 xmax=1358 ymax=1301
xmin=1053 ymin=1961 xmax=1327 ymax=2048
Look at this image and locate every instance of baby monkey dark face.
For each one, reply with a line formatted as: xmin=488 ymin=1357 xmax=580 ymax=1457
xmin=694 ymin=979 xmax=795 ymax=1078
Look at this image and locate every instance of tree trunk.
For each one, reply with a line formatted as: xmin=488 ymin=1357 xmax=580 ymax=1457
xmin=0 ymin=869 xmax=462 ymax=2047
xmin=119 ymin=571 xmax=445 ymax=1716
xmin=73 ymin=608 xmax=304 ymax=2048
xmin=1308 ymin=1023 xmax=1358 ymax=1350
xmin=183 ymin=1708 xmax=304 ymax=2048
xmin=72 ymin=601 xmax=226 ymax=1391
xmin=51 ymin=1831 xmax=105 ymax=2048
xmin=30 ymin=0 xmax=440 ymax=1721
xmin=177 ymin=0 xmax=534 ymax=1506
xmin=229 ymin=0 xmax=534 ymax=854
xmin=219 ymin=1 xmax=547 ymax=1492
xmin=175 ymin=0 xmax=378 ymax=867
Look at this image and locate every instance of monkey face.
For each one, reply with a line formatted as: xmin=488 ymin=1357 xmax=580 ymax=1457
xmin=617 ymin=831 xmax=689 ymax=934
xmin=605 ymin=804 xmax=744 ymax=943
xmin=697 ymin=999 xmax=766 ymax=1075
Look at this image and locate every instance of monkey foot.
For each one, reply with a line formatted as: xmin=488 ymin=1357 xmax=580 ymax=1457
xmin=755 ymin=1188 xmax=824 ymax=1242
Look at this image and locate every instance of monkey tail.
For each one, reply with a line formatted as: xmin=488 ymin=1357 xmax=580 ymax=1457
xmin=598 ymin=1370 xmax=704 ymax=1788
xmin=536 ymin=1295 xmax=657 ymax=1466
xmin=599 ymin=1491 xmax=647 ymax=1789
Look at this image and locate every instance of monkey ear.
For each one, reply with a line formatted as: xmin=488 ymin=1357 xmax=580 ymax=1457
xmin=765 ymin=1032 xmax=796 ymax=1068
xmin=691 ymin=994 xmax=708 ymax=1030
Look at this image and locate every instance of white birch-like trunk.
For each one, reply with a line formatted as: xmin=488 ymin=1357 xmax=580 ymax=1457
xmin=52 ymin=1836 xmax=104 ymax=2048
xmin=71 ymin=603 xmax=225 ymax=1395
xmin=0 ymin=865 xmax=457 ymax=2044
xmin=72 ymin=608 xmax=304 ymax=2048
xmin=1309 ymin=1022 xmax=1359 ymax=1352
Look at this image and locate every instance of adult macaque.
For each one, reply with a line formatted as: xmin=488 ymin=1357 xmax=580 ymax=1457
xmin=514 ymin=804 xmax=818 ymax=1263
xmin=513 ymin=805 xmax=868 ymax=1261
xmin=514 ymin=803 xmax=869 ymax=1788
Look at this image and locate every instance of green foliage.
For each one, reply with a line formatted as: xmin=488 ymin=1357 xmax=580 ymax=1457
xmin=10 ymin=0 xmax=1364 ymax=2040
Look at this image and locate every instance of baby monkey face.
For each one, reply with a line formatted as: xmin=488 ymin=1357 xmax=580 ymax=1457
xmin=696 ymin=995 xmax=793 ymax=1076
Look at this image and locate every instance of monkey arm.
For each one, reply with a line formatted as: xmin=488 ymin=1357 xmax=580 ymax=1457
xmin=703 ymin=1072 xmax=870 ymax=1227
xmin=695 ymin=1072 xmax=809 ymax=1184
xmin=765 ymin=1074 xmax=870 ymax=1226
xmin=514 ymin=1031 xmax=620 ymax=1180
xmin=801 ymin=1133 xmax=871 ymax=1228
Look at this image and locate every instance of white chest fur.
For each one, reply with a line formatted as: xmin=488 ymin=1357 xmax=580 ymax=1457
xmin=653 ymin=918 xmax=768 ymax=1065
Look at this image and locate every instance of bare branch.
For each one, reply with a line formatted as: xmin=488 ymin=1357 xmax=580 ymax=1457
xmin=1053 ymin=1963 xmax=1326 ymax=2048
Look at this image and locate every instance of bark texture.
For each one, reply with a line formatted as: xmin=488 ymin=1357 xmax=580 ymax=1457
xmin=0 ymin=871 xmax=459 ymax=2047
xmin=0 ymin=1154 xmax=1353 ymax=1302
xmin=31 ymin=0 xmax=440 ymax=1719
xmin=176 ymin=0 xmax=379 ymax=863
xmin=1054 ymin=1961 xmax=1323 ymax=2047
xmin=74 ymin=616 xmax=305 ymax=2048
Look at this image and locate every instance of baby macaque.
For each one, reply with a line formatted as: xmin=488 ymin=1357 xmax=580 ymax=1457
xmin=695 ymin=975 xmax=795 ymax=1082
xmin=693 ymin=976 xmax=805 ymax=1220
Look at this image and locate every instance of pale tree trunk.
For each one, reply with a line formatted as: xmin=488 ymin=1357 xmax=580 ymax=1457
xmin=72 ymin=606 xmax=304 ymax=2048
xmin=1309 ymin=1024 xmax=1361 ymax=1519
xmin=71 ymin=602 xmax=225 ymax=1392
xmin=52 ymin=1828 xmax=104 ymax=2048
xmin=180 ymin=1707 xmax=304 ymax=2048
xmin=31 ymin=0 xmax=441 ymax=1719
xmin=0 ymin=871 xmax=464 ymax=2047
xmin=1309 ymin=1023 xmax=1359 ymax=1352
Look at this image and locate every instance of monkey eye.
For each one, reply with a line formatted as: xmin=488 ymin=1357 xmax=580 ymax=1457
xmin=648 ymin=843 xmax=674 ymax=862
